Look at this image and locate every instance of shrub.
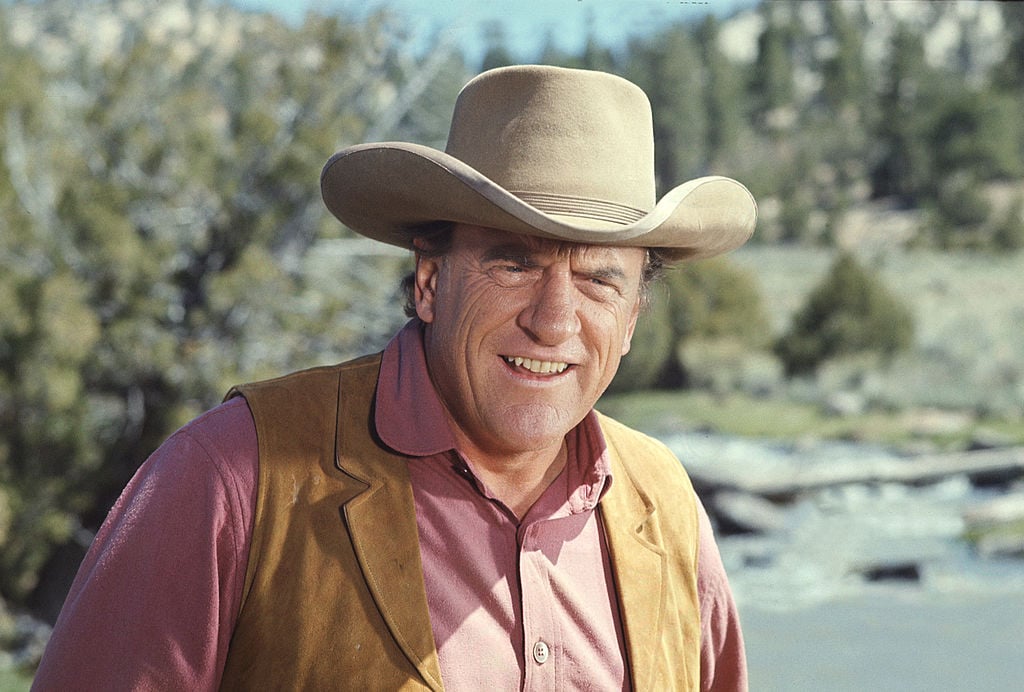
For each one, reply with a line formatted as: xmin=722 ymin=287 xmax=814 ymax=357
xmin=774 ymin=252 xmax=914 ymax=376
xmin=609 ymin=258 xmax=772 ymax=393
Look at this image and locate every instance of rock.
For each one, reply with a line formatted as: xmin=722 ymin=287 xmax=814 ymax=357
xmin=710 ymin=491 xmax=788 ymax=536
xmin=967 ymin=428 xmax=1016 ymax=452
xmin=824 ymin=391 xmax=867 ymax=417
xmin=858 ymin=562 xmax=922 ymax=583
xmin=963 ymin=492 xmax=1024 ymax=559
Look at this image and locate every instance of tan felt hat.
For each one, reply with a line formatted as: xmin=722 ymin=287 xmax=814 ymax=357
xmin=321 ymin=64 xmax=757 ymax=259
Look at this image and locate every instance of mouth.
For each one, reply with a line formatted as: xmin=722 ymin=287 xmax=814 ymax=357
xmin=502 ymin=355 xmax=570 ymax=375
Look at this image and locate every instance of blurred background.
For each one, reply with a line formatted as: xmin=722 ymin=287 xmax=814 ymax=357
xmin=1 ymin=0 xmax=1023 ymax=688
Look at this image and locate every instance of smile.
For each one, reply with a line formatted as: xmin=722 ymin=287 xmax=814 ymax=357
xmin=503 ymin=356 xmax=569 ymax=375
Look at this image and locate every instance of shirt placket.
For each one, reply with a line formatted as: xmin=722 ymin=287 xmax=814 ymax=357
xmin=517 ymin=519 xmax=561 ymax=691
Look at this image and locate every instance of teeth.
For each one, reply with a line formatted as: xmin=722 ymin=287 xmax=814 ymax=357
xmin=505 ymin=356 xmax=568 ymax=374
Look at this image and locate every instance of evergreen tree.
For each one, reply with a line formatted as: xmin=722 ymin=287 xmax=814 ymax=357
xmin=609 ymin=259 xmax=771 ymax=392
xmin=695 ymin=15 xmax=744 ymax=170
xmin=992 ymin=1 xmax=1024 ymax=91
xmin=820 ymin=1 xmax=866 ymax=122
xmin=775 ymin=253 xmax=914 ymax=376
xmin=749 ymin=1 xmax=797 ymax=131
xmin=480 ymin=22 xmax=515 ymax=71
xmin=0 ymin=0 xmax=443 ymax=620
xmin=870 ymin=25 xmax=935 ymax=204
xmin=625 ymin=25 xmax=707 ymax=190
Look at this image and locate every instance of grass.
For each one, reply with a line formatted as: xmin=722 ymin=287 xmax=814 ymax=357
xmin=964 ymin=517 xmax=1024 ymax=558
xmin=597 ymin=388 xmax=1024 ymax=450
xmin=599 ymin=246 xmax=1024 ymax=450
xmin=0 ymin=668 xmax=31 ymax=692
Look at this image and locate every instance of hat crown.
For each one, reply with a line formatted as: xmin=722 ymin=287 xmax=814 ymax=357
xmin=444 ymin=65 xmax=657 ymax=222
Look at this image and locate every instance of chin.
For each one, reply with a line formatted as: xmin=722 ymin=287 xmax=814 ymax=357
xmin=492 ymin=404 xmax=578 ymax=447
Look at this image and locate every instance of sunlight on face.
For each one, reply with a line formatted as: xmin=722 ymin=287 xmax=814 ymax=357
xmin=414 ymin=224 xmax=645 ymax=459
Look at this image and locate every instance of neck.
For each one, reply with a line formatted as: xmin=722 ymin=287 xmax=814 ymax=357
xmin=456 ymin=439 xmax=568 ymax=520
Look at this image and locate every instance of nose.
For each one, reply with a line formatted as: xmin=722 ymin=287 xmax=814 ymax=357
xmin=517 ymin=268 xmax=581 ymax=345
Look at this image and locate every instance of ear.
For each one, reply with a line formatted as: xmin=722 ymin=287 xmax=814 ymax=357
xmin=620 ymin=300 xmax=642 ymax=356
xmin=413 ymin=251 xmax=441 ymax=324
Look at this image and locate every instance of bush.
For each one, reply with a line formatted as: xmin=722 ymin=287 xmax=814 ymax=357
xmin=608 ymin=258 xmax=771 ymax=393
xmin=992 ymin=194 xmax=1024 ymax=251
xmin=774 ymin=252 xmax=914 ymax=376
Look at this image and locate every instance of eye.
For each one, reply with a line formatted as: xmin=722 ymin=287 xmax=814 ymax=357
xmin=486 ymin=261 xmax=535 ymax=287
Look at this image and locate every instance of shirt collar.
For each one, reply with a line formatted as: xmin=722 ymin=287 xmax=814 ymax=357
xmin=374 ymin=318 xmax=614 ymax=509
xmin=375 ymin=319 xmax=457 ymax=456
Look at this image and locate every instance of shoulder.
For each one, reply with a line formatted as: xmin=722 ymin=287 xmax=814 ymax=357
xmin=141 ymin=396 xmax=259 ymax=525
xmin=227 ymin=355 xmax=382 ymax=427
xmin=595 ymin=411 xmax=693 ymax=489
xmin=229 ymin=354 xmax=382 ymax=399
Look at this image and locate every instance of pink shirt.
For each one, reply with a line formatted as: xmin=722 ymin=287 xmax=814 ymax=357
xmin=34 ymin=321 xmax=746 ymax=691
xmin=380 ymin=322 xmax=629 ymax=689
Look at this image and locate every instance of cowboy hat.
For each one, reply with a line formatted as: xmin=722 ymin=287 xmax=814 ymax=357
xmin=320 ymin=64 xmax=756 ymax=259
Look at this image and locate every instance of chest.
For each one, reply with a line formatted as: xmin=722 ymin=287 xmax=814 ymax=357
xmin=408 ymin=456 xmax=629 ymax=691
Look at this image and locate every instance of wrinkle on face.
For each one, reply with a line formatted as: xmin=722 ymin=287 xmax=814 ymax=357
xmin=413 ymin=224 xmax=645 ymax=464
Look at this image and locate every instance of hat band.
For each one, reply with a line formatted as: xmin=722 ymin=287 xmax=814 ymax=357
xmin=513 ymin=191 xmax=647 ymax=225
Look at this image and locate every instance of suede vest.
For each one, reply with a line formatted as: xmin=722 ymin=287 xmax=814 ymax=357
xmin=221 ymin=353 xmax=701 ymax=690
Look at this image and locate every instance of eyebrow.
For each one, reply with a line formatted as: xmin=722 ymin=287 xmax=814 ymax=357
xmin=480 ymin=243 xmax=539 ymax=265
xmin=584 ymin=265 xmax=628 ymax=283
xmin=482 ymin=242 xmax=630 ymax=283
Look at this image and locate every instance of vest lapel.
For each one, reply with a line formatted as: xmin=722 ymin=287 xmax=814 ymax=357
xmin=600 ymin=438 xmax=668 ymax=692
xmin=334 ymin=363 xmax=445 ymax=692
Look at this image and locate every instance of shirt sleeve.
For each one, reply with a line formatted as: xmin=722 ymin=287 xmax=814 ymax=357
xmin=32 ymin=397 xmax=259 ymax=691
xmin=696 ymin=495 xmax=748 ymax=692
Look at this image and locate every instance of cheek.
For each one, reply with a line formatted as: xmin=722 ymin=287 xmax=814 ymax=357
xmin=620 ymin=306 xmax=641 ymax=355
xmin=588 ymin=303 xmax=638 ymax=355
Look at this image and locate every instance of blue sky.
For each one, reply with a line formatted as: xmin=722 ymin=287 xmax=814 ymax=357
xmin=232 ymin=0 xmax=757 ymax=63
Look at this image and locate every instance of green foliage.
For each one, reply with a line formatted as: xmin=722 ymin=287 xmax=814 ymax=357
xmin=992 ymin=195 xmax=1024 ymax=252
xmin=609 ymin=259 xmax=771 ymax=393
xmin=625 ymin=25 xmax=707 ymax=186
xmin=0 ymin=0 xmax=462 ymax=612
xmin=609 ymin=284 xmax=676 ymax=394
xmin=1 ymin=0 xmax=1023 ymax=637
xmin=775 ymin=253 xmax=915 ymax=376
xmin=695 ymin=16 xmax=746 ymax=169
xmin=869 ymin=26 xmax=938 ymax=205
xmin=749 ymin=1 xmax=798 ymax=130
xmin=930 ymin=91 xmax=1024 ymax=182
xmin=820 ymin=1 xmax=867 ymax=118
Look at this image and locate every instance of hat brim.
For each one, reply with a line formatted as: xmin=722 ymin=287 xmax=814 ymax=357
xmin=320 ymin=142 xmax=757 ymax=260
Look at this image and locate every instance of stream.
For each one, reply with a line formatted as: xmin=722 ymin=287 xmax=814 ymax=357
xmin=665 ymin=432 xmax=1024 ymax=690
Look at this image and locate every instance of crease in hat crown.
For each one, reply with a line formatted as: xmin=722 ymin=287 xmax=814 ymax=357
xmin=320 ymin=64 xmax=757 ymax=259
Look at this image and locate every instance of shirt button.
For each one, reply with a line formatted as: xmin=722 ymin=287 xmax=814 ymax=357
xmin=532 ymin=640 xmax=550 ymax=664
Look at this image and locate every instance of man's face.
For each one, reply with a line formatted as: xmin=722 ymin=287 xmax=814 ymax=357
xmin=414 ymin=224 xmax=645 ymax=459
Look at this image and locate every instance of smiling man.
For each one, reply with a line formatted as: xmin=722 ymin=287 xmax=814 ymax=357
xmin=35 ymin=65 xmax=756 ymax=691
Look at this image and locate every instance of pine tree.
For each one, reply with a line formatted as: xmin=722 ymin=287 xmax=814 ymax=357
xmin=775 ymin=253 xmax=914 ymax=376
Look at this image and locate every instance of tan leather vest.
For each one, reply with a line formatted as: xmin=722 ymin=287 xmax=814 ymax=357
xmin=221 ymin=353 xmax=701 ymax=690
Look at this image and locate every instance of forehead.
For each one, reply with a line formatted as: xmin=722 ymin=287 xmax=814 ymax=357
xmin=451 ymin=224 xmax=646 ymax=269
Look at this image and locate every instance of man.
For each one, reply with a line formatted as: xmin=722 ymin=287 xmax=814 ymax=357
xmin=34 ymin=65 xmax=755 ymax=690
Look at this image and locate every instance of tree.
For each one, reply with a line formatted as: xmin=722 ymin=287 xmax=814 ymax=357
xmin=695 ymin=15 xmax=745 ymax=170
xmin=609 ymin=259 xmax=770 ymax=393
xmin=0 ymin=0 xmax=456 ymax=623
xmin=625 ymin=25 xmax=707 ymax=190
xmin=819 ymin=1 xmax=867 ymax=120
xmin=869 ymin=25 xmax=936 ymax=204
xmin=775 ymin=253 xmax=914 ymax=376
xmin=748 ymin=1 xmax=798 ymax=132
xmin=480 ymin=22 xmax=515 ymax=71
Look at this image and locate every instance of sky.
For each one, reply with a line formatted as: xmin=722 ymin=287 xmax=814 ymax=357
xmin=232 ymin=0 xmax=758 ymax=64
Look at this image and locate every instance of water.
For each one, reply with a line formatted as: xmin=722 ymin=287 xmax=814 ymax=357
xmin=666 ymin=432 xmax=1024 ymax=690
xmin=741 ymin=590 xmax=1024 ymax=691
